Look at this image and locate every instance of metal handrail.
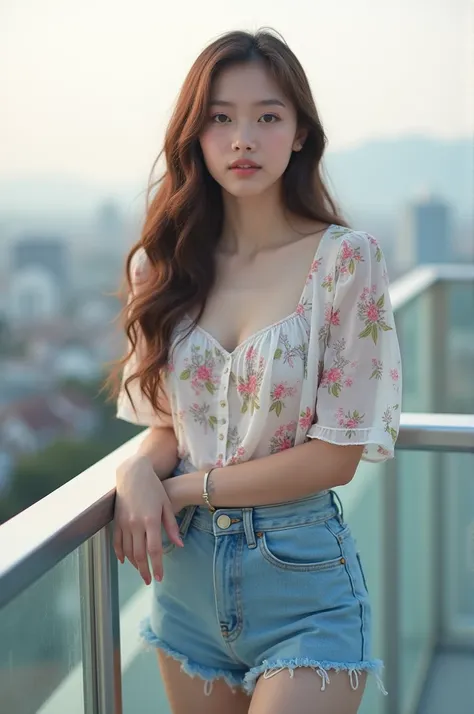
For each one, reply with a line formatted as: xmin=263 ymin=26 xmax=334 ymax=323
xmin=0 ymin=413 xmax=473 ymax=611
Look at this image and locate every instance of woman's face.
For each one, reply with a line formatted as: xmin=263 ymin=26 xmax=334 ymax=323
xmin=199 ymin=61 xmax=305 ymax=198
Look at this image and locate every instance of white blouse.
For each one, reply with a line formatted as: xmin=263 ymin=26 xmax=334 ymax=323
xmin=117 ymin=224 xmax=402 ymax=469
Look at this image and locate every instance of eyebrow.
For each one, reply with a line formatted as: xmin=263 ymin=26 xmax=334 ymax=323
xmin=209 ymin=99 xmax=286 ymax=108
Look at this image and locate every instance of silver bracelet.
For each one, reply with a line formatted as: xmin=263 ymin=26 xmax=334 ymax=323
xmin=202 ymin=468 xmax=216 ymax=512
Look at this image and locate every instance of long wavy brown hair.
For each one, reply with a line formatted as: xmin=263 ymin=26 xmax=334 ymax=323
xmin=104 ymin=28 xmax=349 ymax=418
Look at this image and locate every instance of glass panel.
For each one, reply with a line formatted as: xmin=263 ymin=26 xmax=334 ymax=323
xmin=0 ymin=550 xmax=84 ymax=714
xmin=119 ymin=559 xmax=170 ymax=714
xmin=395 ymin=291 xmax=434 ymax=412
xmin=442 ymin=452 xmax=474 ymax=641
xmin=446 ymin=282 xmax=474 ymax=413
xmin=397 ymin=450 xmax=437 ymax=713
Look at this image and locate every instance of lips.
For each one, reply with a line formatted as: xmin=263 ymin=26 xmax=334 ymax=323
xmin=229 ymin=159 xmax=261 ymax=169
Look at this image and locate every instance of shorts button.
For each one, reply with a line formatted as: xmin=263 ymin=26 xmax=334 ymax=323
xmin=217 ymin=514 xmax=231 ymax=529
xmin=220 ymin=400 xmax=226 ymax=408
xmin=219 ymin=434 xmax=224 ymax=441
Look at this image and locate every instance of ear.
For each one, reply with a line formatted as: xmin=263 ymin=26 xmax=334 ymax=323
xmin=292 ymin=128 xmax=308 ymax=152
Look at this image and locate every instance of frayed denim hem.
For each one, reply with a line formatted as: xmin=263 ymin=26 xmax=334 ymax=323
xmin=139 ymin=618 xmax=246 ymax=696
xmin=243 ymin=657 xmax=388 ymax=696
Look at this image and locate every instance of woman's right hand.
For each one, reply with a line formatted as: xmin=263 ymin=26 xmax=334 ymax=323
xmin=113 ymin=455 xmax=184 ymax=585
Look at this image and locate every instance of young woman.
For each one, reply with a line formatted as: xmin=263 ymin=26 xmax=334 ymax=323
xmin=110 ymin=29 xmax=402 ymax=714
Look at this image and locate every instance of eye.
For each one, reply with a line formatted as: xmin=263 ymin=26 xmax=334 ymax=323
xmin=258 ymin=113 xmax=280 ymax=124
xmin=211 ymin=113 xmax=230 ymax=124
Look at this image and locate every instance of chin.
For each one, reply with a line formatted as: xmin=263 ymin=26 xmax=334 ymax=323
xmin=221 ymin=177 xmax=276 ymax=199
xmin=225 ymin=184 xmax=267 ymax=198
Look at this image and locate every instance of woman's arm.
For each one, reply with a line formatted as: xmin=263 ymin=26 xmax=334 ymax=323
xmin=127 ymin=426 xmax=179 ymax=481
xmin=166 ymin=439 xmax=363 ymax=511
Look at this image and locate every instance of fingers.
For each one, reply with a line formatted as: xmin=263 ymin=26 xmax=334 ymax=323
xmin=114 ymin=507 xmax=184 ymax=585
xmin=145 ymin=519 xmax=164 ymax=582
xmin=162 ymin=504 xmax=184 ymax=548
xmin=113 ymin=525 xmax=124 ymax=563
xmin=131 ymin=525 xmax=152 ymax=585
xmin=122 ymin=529 xmax=137 ymax=570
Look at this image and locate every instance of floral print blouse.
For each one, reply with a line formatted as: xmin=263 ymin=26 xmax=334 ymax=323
xmin=116 ymin=224 xmax=402 ymax=469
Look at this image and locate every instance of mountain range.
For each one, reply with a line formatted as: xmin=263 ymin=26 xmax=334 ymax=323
xmin=0 ymin=135 xmax=472 ymax=225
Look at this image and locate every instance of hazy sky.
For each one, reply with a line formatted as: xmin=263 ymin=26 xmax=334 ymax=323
xmin=1 ymin=0 xmax=472 ymax=188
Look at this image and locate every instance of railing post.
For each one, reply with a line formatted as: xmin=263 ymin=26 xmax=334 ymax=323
xmin=431 ymin=281 xmax=448 ymax=644
xmin=79 ymin=524 xmax=123 ymax=714
xmin=383 ymin=456 xmax=400 ymax=714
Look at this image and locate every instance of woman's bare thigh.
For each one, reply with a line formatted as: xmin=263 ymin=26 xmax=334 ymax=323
xmin=248 ymin=668 xmax=367 ymax=714
xmin=157 ymin=651 xmax=250 ymax=714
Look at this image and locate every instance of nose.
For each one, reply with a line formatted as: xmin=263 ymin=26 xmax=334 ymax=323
xmin=231 ymin=124 xmax=256 ymax=152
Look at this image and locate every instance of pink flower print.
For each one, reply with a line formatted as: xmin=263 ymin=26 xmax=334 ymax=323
xmin=370 ymin=359 xmax=383 ymax=380
xmin=238 ymin=373 xmax=258 ymax=397
xmin=273 ymin=384 xmax=286 ymax=400
xmin=390 ymin=368 xmax=399 ymax=382
xmin=196 ymin=364 xmax=212 ymax=381
xmin=305 ymin=257 xmax=323 ymax=284
xmin=269 ymin=421 xmax=298 ymax=454
xmin=322 ymin=274 xmax=334 ymax=292
xmin=330 ymin=309 xmax=340 ymax=326
xmin=296 ymin=303 xmax=305 ymax=316
xmin=357 ymin=292 xmax=393 ymax=344
xmin=275 ymin=424 xmax=286 ymax=438
xmin=246 ymin=345 xmax=256 ymax=362
xmin=269 ymin=382 xmax=297 ymax=417
xmin=180 ymin=344 xmax=220 ymax=395
xmin=366 ymin=303 xmax=381 ymax=323
xmin=341 ymin=241 xmax=354 ymax=260
xmin=324 ymin=303 xmax=340 ymax=328
xmin=368 ymin=236 xmax=383 ymax=262
xmin=325 ymin=367 xmax=342 ymax=384
xmin=339 ymin=240 xmax=364 ymax=275
xmin=238 ymin=349 xmax=265 ymax=415
xmin=299 ymin=406 xmax=313 ymax=430
xmin=229 ymin=446 xmax=246 ymax=465
xmin=335 ymin=407 xmax=365 ymax=438
xmin=319 ymin=339 xmax=352 ymax=397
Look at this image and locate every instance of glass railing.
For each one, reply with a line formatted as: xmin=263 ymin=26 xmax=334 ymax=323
xmin=1 ymin=265 xmax=473 ymax=714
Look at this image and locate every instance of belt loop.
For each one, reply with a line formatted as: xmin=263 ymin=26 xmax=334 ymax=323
xmin=242 ymin=508 xmax=256 ymax=549
xmin=331 ymin=490 xmax=345 ymax=524
xmin=178 ymin=505 xmax=197 ymax=539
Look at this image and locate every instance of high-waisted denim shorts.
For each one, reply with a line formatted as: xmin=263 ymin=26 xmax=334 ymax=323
xmin=139 ymin=464 xmax=387 ymax=697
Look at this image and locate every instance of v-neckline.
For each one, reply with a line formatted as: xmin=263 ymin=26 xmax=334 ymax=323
xmin=184 ymin=223 xmax=336 ymax=358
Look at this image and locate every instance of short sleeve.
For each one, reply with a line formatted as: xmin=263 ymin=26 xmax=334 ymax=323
xmin=115 ymin=248 xmax=173 ymax=428
xmin=306 ymin=231 xmax=402 ymax=462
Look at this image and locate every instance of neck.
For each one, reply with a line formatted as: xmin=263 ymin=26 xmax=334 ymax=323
xmin=220 ymin=183 xmax=301 ymax=257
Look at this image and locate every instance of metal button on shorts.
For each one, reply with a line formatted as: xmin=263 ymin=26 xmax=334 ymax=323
xmin=216 ymin=514 xmax=231 ymax=529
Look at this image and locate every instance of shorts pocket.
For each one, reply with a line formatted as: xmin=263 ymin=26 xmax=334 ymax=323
xmin=258 ymin=516 xmax=351 ymax=572
xmin=356 ymin=552 xmax=370 ymax=594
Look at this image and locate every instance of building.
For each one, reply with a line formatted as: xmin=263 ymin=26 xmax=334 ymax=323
xmin=398 ymin=192 xmax=454 ymax=271
xmin=5 ymin=238 xmax=70 ymax=324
